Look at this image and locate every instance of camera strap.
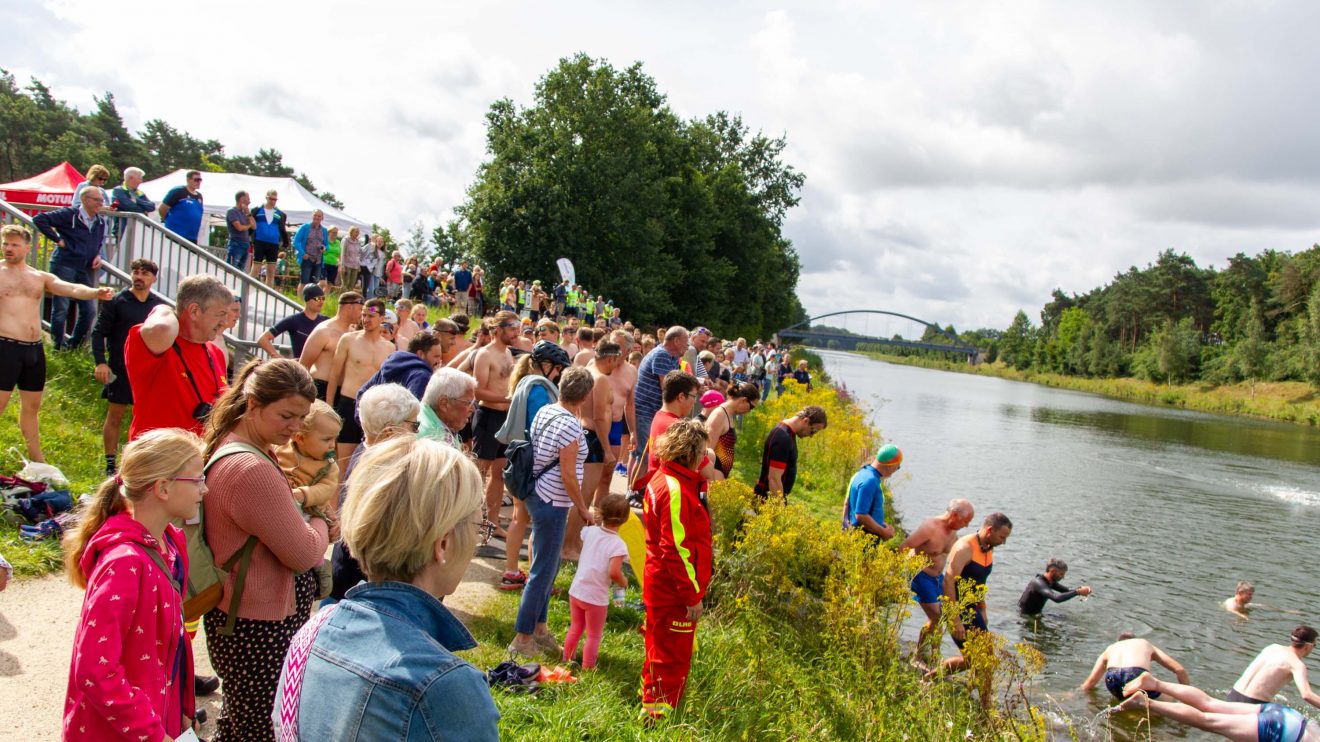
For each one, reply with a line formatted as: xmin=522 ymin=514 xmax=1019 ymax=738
xmin=172 ymin=341 xmax=219 ymax=407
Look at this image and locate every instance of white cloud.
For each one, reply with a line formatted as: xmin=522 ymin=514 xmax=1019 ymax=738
xmin=10 ymin=0 xmax=1320 ymax=334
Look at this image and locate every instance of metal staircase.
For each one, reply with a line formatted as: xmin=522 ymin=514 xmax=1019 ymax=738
xmin=1 ymin=198 xmax=304 ymax=360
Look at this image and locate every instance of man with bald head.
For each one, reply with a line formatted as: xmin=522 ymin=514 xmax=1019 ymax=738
xmin=632 ymin=325 xmax=687 ymax=469
xmin=900 ymin=498 xmax=975 ymax=662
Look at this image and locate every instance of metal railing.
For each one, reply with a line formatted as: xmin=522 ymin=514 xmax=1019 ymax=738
xmin=0 ymin=198 xmax=303 ymax=362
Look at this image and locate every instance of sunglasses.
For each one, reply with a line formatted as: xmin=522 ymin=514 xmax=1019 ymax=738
xmin=338 ymin=299 xmax=361 ymax=305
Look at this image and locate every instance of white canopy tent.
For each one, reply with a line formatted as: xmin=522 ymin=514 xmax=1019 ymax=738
xmin=140 ymin=170 xmax=372 ymax=241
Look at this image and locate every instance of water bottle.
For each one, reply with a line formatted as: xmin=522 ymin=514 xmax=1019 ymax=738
xmin=611 ymin=586 xmax=626 ymax=607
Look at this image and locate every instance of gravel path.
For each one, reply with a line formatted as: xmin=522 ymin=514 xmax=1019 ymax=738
xmin=0 ymin=554 xmax=508 ymax=741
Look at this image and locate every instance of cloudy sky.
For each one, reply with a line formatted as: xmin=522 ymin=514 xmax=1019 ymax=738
xmin=10 ymin=0 xmax=1320 ymax=333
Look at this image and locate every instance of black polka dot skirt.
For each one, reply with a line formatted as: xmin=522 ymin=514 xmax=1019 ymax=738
xmin=204 ymin=571 xmax=317 ymax=742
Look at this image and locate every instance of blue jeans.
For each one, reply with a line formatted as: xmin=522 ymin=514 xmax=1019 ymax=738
xmin=759 ymin=378 xmax=771 ymax=402
xmin=300 ymin=257 xmax=322 ymax=285
xmin=49 ymin=263 xmax=94 ymax=349
xmin=225 ymin=240 xmax=249 ymax=271
xmin=515 ymin=494 xmax=569 ymax=634
xmin=363 ymin=272 xmax=379 ymax=297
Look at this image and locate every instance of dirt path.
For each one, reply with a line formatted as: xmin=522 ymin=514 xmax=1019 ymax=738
xmin=0 ymin=558 xmax=507 ymax=741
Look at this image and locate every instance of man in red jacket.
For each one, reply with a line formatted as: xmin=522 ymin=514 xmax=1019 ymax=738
xmin=641 ymin=418 xmax=713 ymax=720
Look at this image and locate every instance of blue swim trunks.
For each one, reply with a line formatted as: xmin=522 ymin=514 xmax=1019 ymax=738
xmin=1258 ymin=703 xmax=1307 ymax=742
xmin=911 ymin=571 xmax=942 ymax=605
xmin=1104 ymin=667 xmax=1161 ymax=701
xmin=608 ymin=419 xmax=625 ymax=447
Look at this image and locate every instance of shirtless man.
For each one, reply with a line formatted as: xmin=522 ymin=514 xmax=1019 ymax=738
xmin=393 ymin=299 xmax=420 ymax=350
xmin=927 ymin=512 xmax=1012 ymax=678
xmin=325 ymin=298 xmax=393 ymax=475
xmin=298 ymin=291 xmax=364 ymax=400
xmin=572 ymin=326 xmax=596 ymax=366
xmin=900 ymin=499 xmax=974 ymax=662
xmin=562 ymin=340 xmax=623 ymax=560
xmin=473 ymin=311 xmax=519 ymax=540
xmin=0 ymin=225 xmax=113 ymax=461
xmin=1226 ymin=581 xmax=1256 ymax=618
xmin=443 ymin=315 xmax=471 ymax=365
xmin=608 ymin=329 xmax=638 ymax=474
xmin=1080 ymin=632 xmax=1190 ymax=699
xmin=1226 ymin=626 xmax=1320 ymax=706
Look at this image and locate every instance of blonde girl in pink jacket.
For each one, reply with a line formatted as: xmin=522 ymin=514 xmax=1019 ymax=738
xmin=63 ymin=428 xmax=206 ymax=741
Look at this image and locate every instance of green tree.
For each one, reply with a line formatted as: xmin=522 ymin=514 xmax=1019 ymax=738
xmin=1055 ymin=307 xmax=1091 ymax=375
xmin=1308 ymin=282 xmax=1320 ymax=387
xmin=999 ymin=310 xmax=1034 ymax=370
xmin=458 ymin=53 xmax=805 ymax=338
xmin=1233 ymin=299 xmax=1269 ymax=395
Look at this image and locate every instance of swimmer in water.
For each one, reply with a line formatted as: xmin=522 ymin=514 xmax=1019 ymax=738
xmin=1120 ymin=672 xmax=1319 ymax=742
xmin=1226 ymin=581 xmax=1256 ymax=618
xmin=1017 ymin=558 xmax=1092 ymax=615
xmin=1226 ymin=626 xmax=1320 ymax=708
xmin=1080 ymin=632 xmax=1189 ymax=700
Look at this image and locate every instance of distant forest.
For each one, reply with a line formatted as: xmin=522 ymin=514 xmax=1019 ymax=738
xmin=0 ymin=69 xmax=342 ymax=208
xmin=804 ymin=246 xmax=1320 ymax=387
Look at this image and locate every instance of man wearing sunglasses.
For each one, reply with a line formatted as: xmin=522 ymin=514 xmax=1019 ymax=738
xmin=259 ymin=283 xmax=330 ymax=359
xmin=299 ymin=291 xmax=364 ymax=400
xmin=158 ymin=170 xmax=205 ymax=244
xmin=754 ymin=405 xmax=828 ymax=502
xmin=472 ymin=311 xmax=520 ymax=544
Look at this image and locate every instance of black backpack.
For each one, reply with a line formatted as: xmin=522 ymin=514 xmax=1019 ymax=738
xmin=503 ymin=439 xmax=560 ymax=501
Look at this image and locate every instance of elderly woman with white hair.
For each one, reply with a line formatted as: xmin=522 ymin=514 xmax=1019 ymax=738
xmin=419 ymin=368 xmax=478 ymax=450
xmin=273 ymin=436 xmax=500 ymax=740
xmin=328 ymin=383 xmax=420 ymax=603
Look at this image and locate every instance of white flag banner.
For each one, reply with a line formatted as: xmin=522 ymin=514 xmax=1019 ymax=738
xmin=556 ymin=257 xmax=576 ymax=285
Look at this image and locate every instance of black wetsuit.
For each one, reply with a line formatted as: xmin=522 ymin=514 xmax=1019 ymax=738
xmin=1017 ymin=574 xmax=1081 ymax=615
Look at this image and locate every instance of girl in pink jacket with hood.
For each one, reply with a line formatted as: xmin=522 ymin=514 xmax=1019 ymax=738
xmin=63 ymin=428 xmax=207 ymax=741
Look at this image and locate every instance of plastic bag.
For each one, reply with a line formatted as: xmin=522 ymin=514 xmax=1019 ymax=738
xmin=14 ymin=451 xmax=69 ymax=489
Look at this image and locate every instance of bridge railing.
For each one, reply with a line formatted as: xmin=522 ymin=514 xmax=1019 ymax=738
xmin=0 ymin=198 xmax=298 ymax=361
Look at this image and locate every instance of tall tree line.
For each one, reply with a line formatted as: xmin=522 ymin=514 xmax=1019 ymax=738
xmin=0 ymin=69 xmax=343 ymax=208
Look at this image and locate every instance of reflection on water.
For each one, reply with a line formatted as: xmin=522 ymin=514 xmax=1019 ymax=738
xmin=817 ymin=351 xmax=1320 ymax=741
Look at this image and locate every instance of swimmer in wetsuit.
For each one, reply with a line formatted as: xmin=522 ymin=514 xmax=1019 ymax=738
xmin=1120 ymin=672 xmax=1318 ymax=742
xmin=1018 ymin=558 xmax=1092 ymax=615
xmin=927 ymin=512 xmax=1012 ymax=678
xmin=1080 ymin=632 xmax=1189 ymax=700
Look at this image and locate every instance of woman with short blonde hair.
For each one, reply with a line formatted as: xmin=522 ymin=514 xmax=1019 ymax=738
xmin=273 ymin=436 xmax=499 ymax=740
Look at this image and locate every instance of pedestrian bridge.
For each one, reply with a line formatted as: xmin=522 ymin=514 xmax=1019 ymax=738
xmin=777 ymin=310 xmax=980 ymax=361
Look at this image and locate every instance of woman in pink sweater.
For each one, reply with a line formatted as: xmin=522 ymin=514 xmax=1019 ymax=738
xmin=63 ymin=428 xmax=207 ymax=741
xmin=202 ymin=358 xmax=329 ymax=742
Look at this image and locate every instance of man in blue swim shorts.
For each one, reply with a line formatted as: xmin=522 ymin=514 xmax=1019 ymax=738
xmin=1080 ymin=632 xmax=1189 ymax=700
xmin=899 ymin=499 xmax=974 ymax=663
xmin=1119 ymin=671 xmax=1316 ymax=742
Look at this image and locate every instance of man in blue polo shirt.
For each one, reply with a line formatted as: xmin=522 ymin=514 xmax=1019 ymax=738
xmin=843 ymin=444 xmax=902 ymax=543
xmin=250 ymin=189 xmax=289 ymax=287
xmin=158 ymin=170 xmax=205 ymax=243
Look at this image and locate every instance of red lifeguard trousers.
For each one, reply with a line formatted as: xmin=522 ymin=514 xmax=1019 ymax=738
xmin=641 ymin=603 xmax=697 ymax=718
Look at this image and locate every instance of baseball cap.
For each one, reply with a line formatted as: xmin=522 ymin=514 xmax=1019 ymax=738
xmin=302 ymin=284 xmax=325 ymax=301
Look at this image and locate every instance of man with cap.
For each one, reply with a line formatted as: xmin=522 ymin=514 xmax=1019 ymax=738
xmin=842 ymin=444 xmax=902 ymax=543
xmin=258 ymin=283 xmax=330 ymax=359
xmin=299 ymin=290 xmax=365 ymax=401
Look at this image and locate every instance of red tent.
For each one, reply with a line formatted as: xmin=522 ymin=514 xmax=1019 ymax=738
xmin=0 ymin=162 xmax=84 ymax=208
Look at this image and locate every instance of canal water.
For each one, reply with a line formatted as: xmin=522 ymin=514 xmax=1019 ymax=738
xmin=817 ymin=350 xmax=1320 ymax=740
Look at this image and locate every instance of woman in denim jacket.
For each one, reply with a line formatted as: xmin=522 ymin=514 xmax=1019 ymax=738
xmin=273 ymin=435 xmax=500 ymax=741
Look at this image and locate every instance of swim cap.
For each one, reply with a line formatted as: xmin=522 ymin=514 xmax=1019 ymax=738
xmin=700 ymin=390 xmax=725 ymax=409
xmin=876 ymin=444 xmax=903 ymax=466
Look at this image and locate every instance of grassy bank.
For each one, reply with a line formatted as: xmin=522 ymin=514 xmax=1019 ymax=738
xmin=0 ymin=350 xmax=107 ymax=576
xmin=466 ymin=374 xmax=1047 ymax=740
xmin=859 ymin=351 xmax=1320 ymax=426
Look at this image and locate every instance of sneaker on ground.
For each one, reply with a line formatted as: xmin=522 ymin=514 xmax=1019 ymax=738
xmin=499 ymin=571 xmax=528 ymax=590
xmin=508 ymin=636 xmax=540 ymax=658
xmin=533 ymin=631 xmax=562 ymax=656
xmin=194 ymin=673 xmax=220 ymax=696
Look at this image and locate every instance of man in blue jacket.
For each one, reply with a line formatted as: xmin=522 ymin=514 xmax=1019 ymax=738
xmin=32 ymin=187 xmax=110 ymax=349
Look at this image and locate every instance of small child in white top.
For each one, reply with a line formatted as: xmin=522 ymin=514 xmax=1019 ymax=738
xmin=563 ymin=493 xmax=630 ymax=669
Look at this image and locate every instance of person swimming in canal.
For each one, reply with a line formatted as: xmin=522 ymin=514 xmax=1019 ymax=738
xmin=1227 ymin=581 xmax=1257 ymax=618
xmin=1017 ymin=558 xmax=1091 ymax=615
xmin=1080 ymin=632 xmax=1190 ymax=700
xmin=1119 ymin=671 xmax=1319 ymax=742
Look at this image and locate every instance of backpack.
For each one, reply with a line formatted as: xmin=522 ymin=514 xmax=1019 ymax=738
xmin=502 ymin=428 xmax=560 ymax=502
xmin=180 ymin=442 xmax=268 ymax=634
